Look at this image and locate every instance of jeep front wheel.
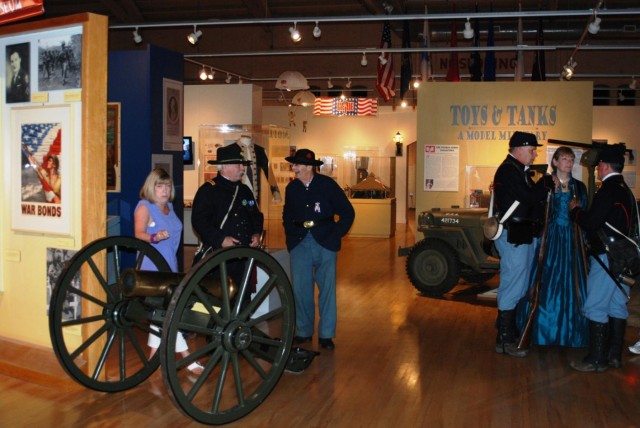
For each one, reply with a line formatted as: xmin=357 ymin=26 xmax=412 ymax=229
xmin=406 ymin=239 xmax=459 ymax=296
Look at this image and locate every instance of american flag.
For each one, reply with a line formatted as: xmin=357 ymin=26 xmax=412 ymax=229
xmin=22 ymin=123 xmax=62 ymax=161
xmin=313 ymin=97 xmax=378 ymax=116
xmin=376 ymin=20 xmax=395 ymax=102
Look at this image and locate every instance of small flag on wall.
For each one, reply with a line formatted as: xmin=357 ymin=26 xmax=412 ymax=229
xmin=313 ymin=98 xmax=378 ymax=117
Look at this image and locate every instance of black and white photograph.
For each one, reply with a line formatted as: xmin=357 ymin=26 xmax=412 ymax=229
xmin=46 ymin=247 xmax=79 ymax=320
xmin=5 ymin=42 xmax=31 ymax=103
xmin=37 ymin=32 xmax=82 ymax=91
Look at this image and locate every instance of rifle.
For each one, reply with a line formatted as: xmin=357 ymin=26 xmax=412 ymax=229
xmin=21 ymin=143 xmax=61 ymax=203
xmin=517 ymin=191 xmax=552 ymax=351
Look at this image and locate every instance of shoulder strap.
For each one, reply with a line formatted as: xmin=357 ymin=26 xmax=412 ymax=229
xmin=220 ymin=185 xmax=239 ymax=230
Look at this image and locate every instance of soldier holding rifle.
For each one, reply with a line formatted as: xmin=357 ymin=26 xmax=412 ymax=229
xmin=492 ymin=131 xmax=556 ymax=357
xmin=569 ymin=143 xmax=634 ymax=372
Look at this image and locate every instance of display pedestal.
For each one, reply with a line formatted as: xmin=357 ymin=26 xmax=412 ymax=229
xmin=348 ymin=198 xmax=396 ymax=238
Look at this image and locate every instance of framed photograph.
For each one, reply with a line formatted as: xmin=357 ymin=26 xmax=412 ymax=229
xmin=37 ymin=32 xmax=82 ymax=91
xmin=106 ymin=102 xmax=121 ymax=192
xmin=46 ymin=247 xmax=78 ymax=319
xmin=5 ymin=42 xmax=31 ymax=103
xmin=11 ymin=105 xmax=73 ymax=235
xmin=163 ymin=78 xmax=183 ymax=151
xmin=151 ymin=154 xmax=173 ymax=175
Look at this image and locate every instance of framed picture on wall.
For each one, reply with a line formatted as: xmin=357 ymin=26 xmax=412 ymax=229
xmin=36 ymin=32 xmax=82 ymax=91
xmin=106 ymin=102 xmax=121 ymax=192
xmin=5 ymin=42 xmax=31 ymax=103
xmin=151 ymin=154 xmax=173 ymax=175
xmin=11 ymin=105 xmax=73 ymax=235
xmin=163 ymin=78 xmax=183 ymax=151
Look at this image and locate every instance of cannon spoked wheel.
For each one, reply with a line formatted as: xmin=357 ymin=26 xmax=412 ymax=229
xmin=161 ymin=246 xmax=295 ymax=425
xmin=49 ymin=236 xmax=170 ymax=392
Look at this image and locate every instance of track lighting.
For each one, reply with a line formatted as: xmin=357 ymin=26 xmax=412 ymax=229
xmin=561 ymin=58 xmax=577 ymax=81
xmin=289 ymin=22 xmax=301 ymax=42
xmin=238 ymin=78 xmax=243 ymax=84
xmin=313 ymin=21 xmax=322 ymax=38
xmin=379 ymin=53 xmax=387 ymax=65
xmin=340 ymin=92 xmax=346 ymax=100
xmin=132 ymin=27 xmax=142 ymax=44
xmin=360 ymin=52 xmax=368 ymax=67
xmin=630 ymin=77 xmax=637 ymax=90
xmin=188 ymin=25 xmax=202 ymax=45
xmin=226 ymin=73 xmax=232 ymax=83
xmin=346 ymin=78 xmax=352 ymax=89
xmin=588 ymin=12 xmax=601 ymax=35
xmin=327 ymin=78 xmax=333 ymax=89
xmin=400 ymin=100 xmax=408 ymax=108
xmin=413 ymin=78 xmax=421 ymax=89
xmin=207 ymin=68 xmax=214 ymax=80
xmin=463 ymin=18 xmax=474 ymax=39
xmin=199 ymin=67 xmax=208 ymax=80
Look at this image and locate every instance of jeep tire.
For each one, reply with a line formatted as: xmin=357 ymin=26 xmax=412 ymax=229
xmin=406 ymin=239 xmax=459 ymax=296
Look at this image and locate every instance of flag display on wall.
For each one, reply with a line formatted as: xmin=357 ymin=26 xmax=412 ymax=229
xmin=0 ymin=0 xmax=43 ymax=25
xmin=313 ymin=97 xmax=378 ymax=117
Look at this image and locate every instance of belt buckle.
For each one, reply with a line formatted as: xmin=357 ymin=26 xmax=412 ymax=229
xmin=303 ymin=220 xmax=315 ymax=229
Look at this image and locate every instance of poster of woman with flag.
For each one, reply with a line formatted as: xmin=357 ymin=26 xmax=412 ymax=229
xmin=12 ymin=105 xmax=72 ymax=235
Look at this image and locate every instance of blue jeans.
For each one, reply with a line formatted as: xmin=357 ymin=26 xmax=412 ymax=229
xmin=583 ymin=254 xmax=630 ymax=323
xmin=290 ymin=232 xmax=337 ymax=339
xmin=495 ymin=231 xmax=538 ymax=310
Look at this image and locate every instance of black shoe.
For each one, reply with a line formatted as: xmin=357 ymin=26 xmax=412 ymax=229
xmin=293 ymin=336 xmax=311 ymax=345
xmin=319 ymin=338 xmax=335 ymax=350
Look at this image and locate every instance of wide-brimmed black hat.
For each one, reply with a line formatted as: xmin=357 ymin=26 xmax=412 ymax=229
xmin=207 ymin=143 xmax=253 ymax=165
xmin=597 ymin=143 xmax=626 ymax=165
xmin=285 ymin=148 xmax=323 ymax=166
xmin=509 ymin=131 xmax=542 ymax=148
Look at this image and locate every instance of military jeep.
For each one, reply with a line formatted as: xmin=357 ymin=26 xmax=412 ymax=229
xmin=399 ymin=208 xmax=500 ymax=296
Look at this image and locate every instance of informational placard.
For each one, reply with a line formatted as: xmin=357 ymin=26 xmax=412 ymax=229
xmin=424 ymin=145 xmax=459 ymax=191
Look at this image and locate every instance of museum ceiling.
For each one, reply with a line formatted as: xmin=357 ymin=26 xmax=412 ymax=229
xmin=24 ymin=1 xmax=640 ymax=105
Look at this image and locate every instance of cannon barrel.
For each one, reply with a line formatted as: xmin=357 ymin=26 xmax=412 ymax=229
xmin=119 ymin=269 xmax=237 ymax=300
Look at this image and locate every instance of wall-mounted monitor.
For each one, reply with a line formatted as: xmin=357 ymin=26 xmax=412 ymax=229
xmin=183 ymin=136 xmax=194 ymax=167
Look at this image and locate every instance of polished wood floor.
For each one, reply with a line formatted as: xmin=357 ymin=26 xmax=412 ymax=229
xmin=2 ymin=219 xmax=640 ymax=427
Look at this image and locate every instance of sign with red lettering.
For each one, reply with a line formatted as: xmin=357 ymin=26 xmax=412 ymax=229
xmin=0 ymin=0 xmax=43 ymax=25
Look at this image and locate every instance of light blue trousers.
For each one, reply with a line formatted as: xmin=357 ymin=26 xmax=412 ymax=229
xmin=495 ymin=231 xmax=538 ymax=310
xmin=583 ymin=254 xmax=629 ymax=323
xmin=290 ymin=233 xmax=337 ymax=339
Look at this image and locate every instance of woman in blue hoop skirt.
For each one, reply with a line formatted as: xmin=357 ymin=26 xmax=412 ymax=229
xmin=517 ymin=146 xmax=589 ymax=347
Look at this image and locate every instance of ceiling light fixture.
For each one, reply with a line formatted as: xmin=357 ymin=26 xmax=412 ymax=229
xmin=379 ymin=53 xmax=387 ymax=65
xmin=561 ymin=57 xmax=577 ymax=80
xmin=225 ymin=73 xmax=232 ymax=83
xmin=340 ymin=92 xmax=346 ymax=100
xmin=360 ymin=52 xmax=368 ymax=67
xmin=199 ymin=66 xmax=208 ymax=80
xmin=313 ymin=21 xmax=322 ymax=38
xmin=132 ymin=27 xmax=142 ymax=44
xmin=327 ymin=78 xmax=333 ymax=89
xmin=413 ymin=78 xmax=421 ymax=89
xmin=400 ymin=100 xmax=408 ymax=108
xmin=630 ymin=76 xmax=637 ymax=90
xmin=208 ymin=68 xmax=215 ymax=80
xmin=289 ymin=22 xmax=301 ymax=42
xmin=588 ymin=12 xmax=601 ymax=35
xmin=463 ymin=18 xmax=474 ymax=39
xmin=188 ymin=25 xmax=202 ymax=45
xmin=275 ymin=70 xmax=309 ymax=91
xmin=345 ymin=78 xmax=352 ymax=89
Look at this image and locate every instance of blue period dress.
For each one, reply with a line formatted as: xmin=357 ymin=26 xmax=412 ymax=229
xmin=137 ymin=200 xmax=183 ymax=273
xmin=517 ymin=178 xmax=589 ymax=347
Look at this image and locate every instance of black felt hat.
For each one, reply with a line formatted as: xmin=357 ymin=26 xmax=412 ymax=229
xmin=597 ymin=143 xmax=626 ymax=165
xmin=207 ymin=144 xmax=253 ymax=165
xmin=509 ymin=131 xmax=542 ymax=148
xmin=285 ymin=148 xmax=324 ymax=166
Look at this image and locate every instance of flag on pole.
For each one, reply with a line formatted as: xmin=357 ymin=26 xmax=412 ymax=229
xmin=400 ymin=20 xmax=412 ymax=100
xmin=483 ymin=3 xmax=496 ymax=81
xmin=514 ymin=3 xmax=524 ymax=81
xmin=421 ymin=13 xmax=432 ymax=82
xmin=445 ymin=20 xmax=460 ymax=82
xmin=376 ymin=20 xmax=396 ymax=101
xmin=469 ymin=4 xmax=483 ymax=81
xmin=532 ymin=18 xmax=546 ymax=81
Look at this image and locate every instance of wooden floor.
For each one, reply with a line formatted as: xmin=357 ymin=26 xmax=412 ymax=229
xmin=2 ymin=220 xmax=640 ymax=427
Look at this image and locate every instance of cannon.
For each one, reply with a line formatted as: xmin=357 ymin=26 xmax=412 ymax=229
xmin=399 ymin=208 xmax=500 ymax=296
xmin=48 ymin=236 xmax=295 ymax=425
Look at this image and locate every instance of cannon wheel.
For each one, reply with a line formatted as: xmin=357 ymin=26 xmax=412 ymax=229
xmin=49 ymin=236 xmax=171 ymax=392
xmin=406 ymin=238 xmax=460 ymax=296
xmin=161 ymin=246 xmax=295 ymax=425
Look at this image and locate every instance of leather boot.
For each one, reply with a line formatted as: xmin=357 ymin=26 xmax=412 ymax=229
xmin=607 ymin=317 xmax=627 ymax=369
xmin=495 ymin=310 xmax=528 ymax=358
xmin=570 ymin=320 xmax=609 ymax=373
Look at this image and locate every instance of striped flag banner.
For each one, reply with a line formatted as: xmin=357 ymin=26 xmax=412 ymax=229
xmin=313 ymin=97 xmax=378 ymax=117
